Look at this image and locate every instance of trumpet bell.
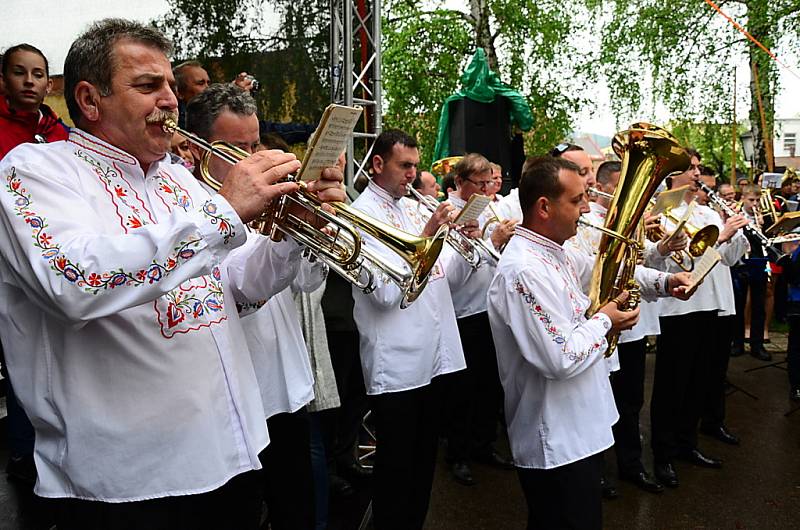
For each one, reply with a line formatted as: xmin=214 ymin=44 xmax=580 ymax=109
xmin=401 ymin=224 xmax=449 ymax=308
xmin=687 ymin=224 xmax=719 ymax=257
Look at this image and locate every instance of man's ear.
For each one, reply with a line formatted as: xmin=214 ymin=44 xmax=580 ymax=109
xmin=372 ymin=155 xmax=384 ymax=176
xmin=74 ymin=81 xmax=102 ymax=123
xmin=535 ymin=196 xmax=550 ymax=219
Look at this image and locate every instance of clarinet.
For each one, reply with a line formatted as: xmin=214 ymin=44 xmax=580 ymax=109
xmin=697 ymin=181 xmax=785 ymax=262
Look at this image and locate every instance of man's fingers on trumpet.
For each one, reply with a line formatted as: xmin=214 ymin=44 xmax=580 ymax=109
xmin=306 ymin=167 xmax=346 ymax=204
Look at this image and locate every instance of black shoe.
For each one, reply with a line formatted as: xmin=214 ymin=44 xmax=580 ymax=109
xmin=677 ymin=448 xmax=723 ymax=468
xmin=600 ymin=476 xmax=619 ymax=499
xmin=791 ymin=387 xmax=800 ymax=402
xmin=5 ymin=455 xmax=36 ymax=487
xmin=472 ymin=449 xmax=514 ymax=470
xmin=450 ymin=461 xmax=476 ymax=486
xmin=329 ymin=474 xmax=354 ymax=498
xmin=700 ymin=425 xmax=740 ymax=445
xmin=619 ymin=471 xmax=664 ymax=494
xmin=653 ymin=463 xmax=679 ymax=488
xmin=730 ymin=344 xmax=745 ymax=357
xmin=750 ymin=346 xmax=772 ymax=361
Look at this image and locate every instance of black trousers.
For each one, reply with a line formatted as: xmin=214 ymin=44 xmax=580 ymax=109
xmin=787 ymin=316 xmax=800 ymax=390
xmin=445 ymin=311 xmax=502 ymax=462
xmin=370 ymin=376 xmax=447 ymax=530
xmin=261 ymin=408 xmax=315 ymax=530
xmin=651 ymin=311 xmax=717 ymax=463
xmin=701 ymin=314 xmax=735 ymax=430
xmin=50 ymin=470 xmax=262 ymax=530
xmin=733 ymin=261 xmax=768 ymax=350
xmin=325 ymin=328 xmax=369 ymax=471
xmin=610 ymin=338 xmax=647 ymax=476
xmin=516 ymin=453 xmax=603 ymax=530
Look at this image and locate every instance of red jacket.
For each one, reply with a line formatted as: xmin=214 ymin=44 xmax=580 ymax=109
xmin=0 ymin=96 xmax=69 ymax=160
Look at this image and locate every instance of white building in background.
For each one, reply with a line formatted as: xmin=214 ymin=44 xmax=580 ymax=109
xmin=775 ymin=117 xmax=800 ymax=169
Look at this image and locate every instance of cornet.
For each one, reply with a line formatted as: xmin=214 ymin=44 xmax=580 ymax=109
xmin=162 ymin=118 xmax=448 ymax=308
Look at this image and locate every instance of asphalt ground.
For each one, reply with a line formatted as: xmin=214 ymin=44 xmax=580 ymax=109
xmin=1 ymin=333 xmax=798 ymax=529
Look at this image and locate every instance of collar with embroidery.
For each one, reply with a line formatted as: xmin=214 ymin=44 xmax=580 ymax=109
xmin=367 ymin=180 xmax=402 ymax=203
xmin=514 ymin=226 xmax=564 ymax=255
xmin=68 ymin=129 xmax=170 ymax=172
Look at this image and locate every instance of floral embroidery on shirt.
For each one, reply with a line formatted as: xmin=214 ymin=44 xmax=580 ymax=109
xmin=75 ymin=151 xmax=155 ymax=231
xmin=154 ymin=266 xmax=227 ymax=338
xmin=5 ymin=167 xmax=201 ymax=294
xmin=201 ymin=199 xmax=236 ymax=244
xmin=513 ymin=279 xmax=605 ymax=362
xmin=154 ymin=171 xmax=192 ymax=212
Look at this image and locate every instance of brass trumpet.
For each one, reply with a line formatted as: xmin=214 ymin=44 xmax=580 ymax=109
xmin=163 ymin=118 xmax=448 ymax=308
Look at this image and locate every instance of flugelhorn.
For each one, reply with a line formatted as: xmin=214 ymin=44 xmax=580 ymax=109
xmin=162 ymin=118 xmax=448 ymax=308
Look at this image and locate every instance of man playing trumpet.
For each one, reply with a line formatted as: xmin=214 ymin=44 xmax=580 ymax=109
xmin=0 ymin=18 xmax=344 ymax=530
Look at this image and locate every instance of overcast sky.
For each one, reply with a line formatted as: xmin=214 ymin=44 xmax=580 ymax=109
xmin=2 ymin=0 xmax=798 ymax=136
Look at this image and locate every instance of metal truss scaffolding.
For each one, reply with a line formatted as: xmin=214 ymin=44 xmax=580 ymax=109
xmin=330 ymin=0 xmax=382 ymax=188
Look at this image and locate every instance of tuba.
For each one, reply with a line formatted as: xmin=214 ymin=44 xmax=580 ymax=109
xmin=588 ymin=123 xmax=691 ymax=355
xmin=163 ymin=118 xmax=448 ymax=308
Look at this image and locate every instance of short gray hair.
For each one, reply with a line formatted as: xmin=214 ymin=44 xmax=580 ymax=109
xmin=173 ymin=60 xmax=204 ymax=93
xmin=185 ymin=83 xmax=257 ymax=140
xmin=64 ymin=18 xmax=173 ymax=125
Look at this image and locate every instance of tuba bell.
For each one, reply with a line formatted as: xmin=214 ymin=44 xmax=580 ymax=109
xmin=588 ymin=123 xmax=691 ymax=355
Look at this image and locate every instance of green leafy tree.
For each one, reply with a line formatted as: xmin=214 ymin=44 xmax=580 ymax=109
xmin=668 ymin=120 xmax=747 ymax=183
xmin=588 ymin=0 xmax=800 ymax=171
xmin=153 ymin=0 xmax=330 ymax=126
xmin=382 ymin=0 xmax=594 ymax=168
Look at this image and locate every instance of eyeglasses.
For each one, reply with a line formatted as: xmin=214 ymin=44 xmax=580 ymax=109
xmin=464 ymin=177 xmax=493 ymax=189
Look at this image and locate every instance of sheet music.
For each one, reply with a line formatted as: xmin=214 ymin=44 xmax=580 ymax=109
xmin=454 ymin=194 xmax=492 ymax=225
xmin=298 ymin=104 xmax=363 ymax=182
xmin=686 ymin=247 xmax=721 ymax=293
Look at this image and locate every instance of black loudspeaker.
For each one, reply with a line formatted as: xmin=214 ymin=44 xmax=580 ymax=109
xmin=448 ymin=96 xmax=516 ymax=192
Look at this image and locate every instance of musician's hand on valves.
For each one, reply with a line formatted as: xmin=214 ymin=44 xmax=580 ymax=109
xmin=457 ymin=219 xmax=481 ymax=240
xmin=422 ymin=202 xmax=455 ymax=237
xmin=657 ymin=230 xmax=689 ymax=256
xmin=218 ymin=150 xmax=301 ymax=223
xmin=598 ymin=291 xmax=640 ymax=333
xmin=718 ymin=214 xmax=749 ymax=243
xmin=667 ymin=271 xmax=695 ymax=300
xmin=298 ymin=166 xmax=346 ymax=227
xmin=643 ymin=212 xmax=662 ymax=234
xmin=490 ymin=219 xmax=517 ymax=250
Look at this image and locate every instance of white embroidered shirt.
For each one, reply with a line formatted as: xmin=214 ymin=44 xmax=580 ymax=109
xmin=0 ymin=130 xmax=302 ymax=502
xmin=349 ymin=181 xmax=466 ymax=395
xmin=487 ymin=226 xmax=618 ymax=469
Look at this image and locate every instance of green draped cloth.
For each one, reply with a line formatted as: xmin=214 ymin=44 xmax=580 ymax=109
xmin=432 ymin=48 xmax=533 ymax=162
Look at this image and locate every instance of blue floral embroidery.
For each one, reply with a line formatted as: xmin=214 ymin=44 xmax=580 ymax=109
xmin=5 ymin=167 xmax=201 ymax=294
xmin=202 ymin=199 xmax=236 ymax=244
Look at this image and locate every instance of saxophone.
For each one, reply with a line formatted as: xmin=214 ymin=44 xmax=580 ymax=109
xmin=588 ymin=123 xmax=691 ymax=356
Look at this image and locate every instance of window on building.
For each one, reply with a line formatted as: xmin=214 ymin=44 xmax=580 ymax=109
xmin=785 ymin=133 xmax=796 ymax=156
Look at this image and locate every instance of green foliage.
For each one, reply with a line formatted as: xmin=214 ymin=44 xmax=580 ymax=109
xmin=588 ymin=0 xmax=800 ymax=170
xmin=668 ymin=120 xmax=747 ymax=183
xmin=153 ymin=0 xmax=329 ymax=127
xmin=382 ymin=0 xmax=594 ymax=169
